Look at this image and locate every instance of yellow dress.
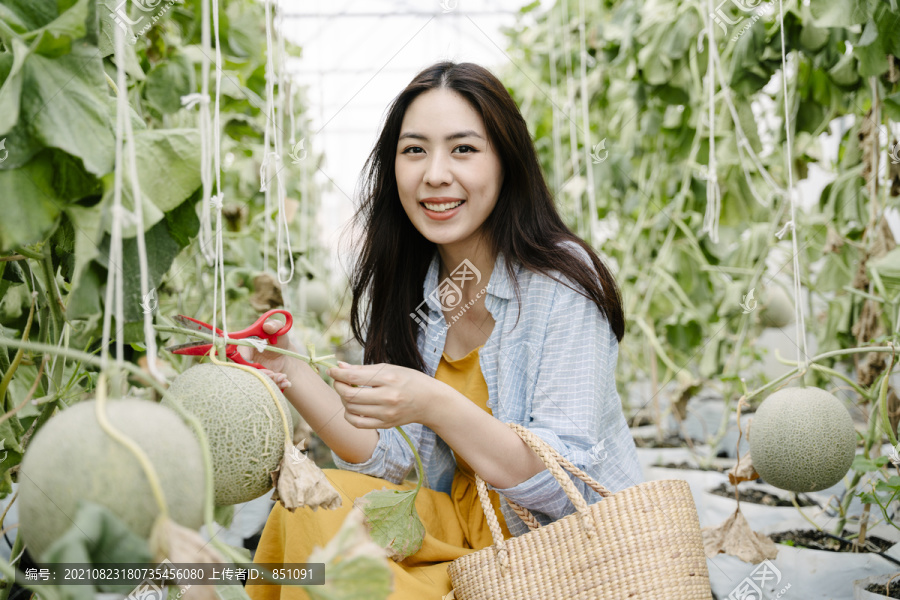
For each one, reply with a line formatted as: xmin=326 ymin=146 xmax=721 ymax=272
xmin=246 ymin=345 xmax=513 ymax=600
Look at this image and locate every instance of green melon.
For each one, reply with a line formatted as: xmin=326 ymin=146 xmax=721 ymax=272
xmin=18 ymin=399 xmax=206 ymax=563
xmin=758 ymin=284 xmax=795 ymax=328
xmin=301 ymin=279 xmax=330 ymax=316
xmin=749 ymin=387 xmax=857 ymax=492
xmin=163 ymin=363 xmax=291 ymax=505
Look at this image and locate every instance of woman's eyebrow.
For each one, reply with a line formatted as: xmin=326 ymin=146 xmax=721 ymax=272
xmin=398 ymin=130 xmax=485 ymax=141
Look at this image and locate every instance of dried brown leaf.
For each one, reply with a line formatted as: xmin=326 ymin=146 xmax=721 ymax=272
xmin=701 ymin=508 xmax=778 ymax=563
xmin=149 ymin=516 xmax=225 ymax=600
xmin=728 ymin=452 xmax=760 ymax=485
xmin=250 ymin=273 xmax=284 ymax=311
xmin=270 ymin=441 xmax=342 ymax=512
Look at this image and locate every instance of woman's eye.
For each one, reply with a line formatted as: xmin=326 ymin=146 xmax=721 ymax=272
xmin=401 ymin=146 xmax=424 ymax=154
xmin=454 ymin=145 xmax=476 ymax=153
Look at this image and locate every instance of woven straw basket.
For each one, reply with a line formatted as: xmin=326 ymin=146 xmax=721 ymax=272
xmin=445 ymin=423 xmax=712 ymax=600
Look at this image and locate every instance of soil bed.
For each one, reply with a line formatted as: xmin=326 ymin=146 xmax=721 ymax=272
xmin=657 ymin=461 xmax=727 ymax=472
xmin=707 ymin=483 xmax=817 ymax=507
xmin=866 ymin=581 xmax=900 ymax=599
xmin=633 ymin=435 xmax=700 ymax=448
xmin=770 ymin=529 xmax=893 ymax=553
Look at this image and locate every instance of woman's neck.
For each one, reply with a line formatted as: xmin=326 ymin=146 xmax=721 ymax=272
xmin=436 ymin=239 xmax=495 ymax=304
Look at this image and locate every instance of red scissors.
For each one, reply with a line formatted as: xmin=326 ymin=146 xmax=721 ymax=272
xmin=165 ymin=308 xmax=293 ymax=370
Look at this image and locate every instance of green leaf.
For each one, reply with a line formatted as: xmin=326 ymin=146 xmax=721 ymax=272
xmin=130 ymin=129 xmax=202 ymax=214
xmin=164 ymin=193 xmax=201 ymax=248
xmin=356 ymin=487 xmax=425 ymax=562
xmin=66 ymin=262 xmax=102 ymax=321
xmin=0 ymin=37 xmax=30 ymax=136
xmin=854 ymin=39 xmax=889 ymax=78
xmin=809 ymin=0 xmax=875 ymax=26
xmin=144 ymin=53 xmax=195 ymax=115
xmin=107 ymin=128 xmax=202 ymax=229
xmin=884 ymin=90 xmax=900 ymax=121
xmin=21 ymin=45 xmax=116 ymax=176
xmin=0 ymin=0 xmax=70 ymax=32
xmin=0 ymin=152 xmax=63 ymax=251
xmin=851 ymin=455 xmax=879 ymax=472
xmin=49 ymin=148 xmax=104 ymax=202
xmin=42 ymin=500 xmax=155 ymax=599
xmin=65 ymin=203 xmax=106 ymax=295
xmin=97 ymin=0 xmax=136 ymax=54
xmin=120 ymin=214 xmax=185 ymax=323
xmin=875 ymin=3 xmax=900 ymax=56
xmin=828 ymin=51 xmax=860 ymax=87
xmin=0 ymin=413 xmax=25 ymax=479
xmin=30 ymin=0 xmax=90 ymax=57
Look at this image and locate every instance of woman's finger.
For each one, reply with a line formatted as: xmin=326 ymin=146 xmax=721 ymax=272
xmin=333 ymin=381 xmax=379 ymax=404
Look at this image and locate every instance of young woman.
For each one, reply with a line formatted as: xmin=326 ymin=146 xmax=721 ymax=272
xmin=245 ymin=61 xmax=643 ymax=599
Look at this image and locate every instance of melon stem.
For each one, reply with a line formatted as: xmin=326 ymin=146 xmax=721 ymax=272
xmin=395 ymin=426 xmax=425 ymax=493
xmin=744 ymin=345 xmax=898 ymax=401
xmin=154 ymin=324 xmax=337 ymax=371
xmin=879 ymin=354 xmax=899 ymax=446
xmin=0 ymin=291 xmax=36 ymax=411
xmin=94 ymin=374 xmax=170 ymax=520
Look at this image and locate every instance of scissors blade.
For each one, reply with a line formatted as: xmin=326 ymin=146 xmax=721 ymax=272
xmin=172 ymin=315 xmax=218 ymax=333
xmin=165 ymin=341 xmax=212 ymax=354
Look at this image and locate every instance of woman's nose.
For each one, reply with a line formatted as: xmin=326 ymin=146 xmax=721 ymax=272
xmin=423 ymin=153 xmax=453 ymax=186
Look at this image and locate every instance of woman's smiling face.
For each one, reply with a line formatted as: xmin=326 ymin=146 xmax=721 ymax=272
xmin=395 ymin=88 xmax=503 ymax=249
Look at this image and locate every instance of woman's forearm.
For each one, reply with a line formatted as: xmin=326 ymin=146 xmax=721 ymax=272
xmin=283 ymin=358 xmax=380 ymax=464
xmin=425 ymin=386 xmax=546 ymax=489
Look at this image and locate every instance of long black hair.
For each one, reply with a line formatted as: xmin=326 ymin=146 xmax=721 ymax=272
xmin=348 ymin=61 xmax=624 ymax=372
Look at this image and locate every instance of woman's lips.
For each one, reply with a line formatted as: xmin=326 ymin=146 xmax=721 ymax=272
xmin=420 ymin=199 xmax=465 ymax=220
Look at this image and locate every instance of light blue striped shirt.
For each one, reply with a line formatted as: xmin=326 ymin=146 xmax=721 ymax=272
xmin=332 ymin=241 xmax=644 ymax=537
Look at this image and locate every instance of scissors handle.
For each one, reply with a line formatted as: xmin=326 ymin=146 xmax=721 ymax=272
xmin=236 ymin=309 xmax=293 ymax=344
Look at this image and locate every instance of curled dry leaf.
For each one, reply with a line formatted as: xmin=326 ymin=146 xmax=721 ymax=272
xmin=701 ymin=508 xmax=778 ymax=563
xmin=728 ymin=452 xmax=761 ymax=485
xmin=249 ymin=272 xmax=284 ymax=312
xmin=149 ymin=515 xmax=225 ymax=600
xmin=270 ymin=441 xmax=342 ymax=512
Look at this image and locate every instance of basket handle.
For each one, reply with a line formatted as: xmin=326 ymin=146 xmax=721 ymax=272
xmin=473 ymin=423 xmax=613 ymax=567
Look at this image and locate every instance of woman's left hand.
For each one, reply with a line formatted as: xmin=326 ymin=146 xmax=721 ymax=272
xmin=327 ymin=361 xmax=442 ymax=429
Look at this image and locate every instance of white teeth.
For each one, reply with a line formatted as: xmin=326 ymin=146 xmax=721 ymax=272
xmin=423 ymin=200 xmax=463 ymax=212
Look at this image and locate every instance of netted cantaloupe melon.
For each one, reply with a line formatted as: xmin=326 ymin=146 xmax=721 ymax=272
xmin=301 ymin=279 xmax=330 ymax=316
xmin=749 ymin=387 xmax=856 ymax=492
xmin=19 ymin=399 xmax=206 ymax=563
xmin=163 ymin=363 xmax=291 ymax=505
xmin=758 ymin=284 xmax=795 ymax=328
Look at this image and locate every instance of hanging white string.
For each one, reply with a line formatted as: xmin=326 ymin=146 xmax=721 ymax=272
xmin=102 ymin=21 xmax=131 ymax=386
xmin=196 ymin=0 xmax=215 ymax=266
xmin=298 ymin=121 xmax=309 ymax=316
xmin=260 ymin=0 xmax=275 ymax=275
xmin=701 ymin=0 xmax=721 ymax=244
xmin=210 ymin=0 xmax=228 ymax=343
xmin=560 ymin=0 xmax=582 ymax=238
xmin=259 ymin=0 xmax=294 ymax=285
xmin=576 ymin=0 xmax=598 ymax=247
xmin=274 ymin=0 xmax=294 ymax=284
xmin=120 ymin=49 xmax=164 ymax=384
xmin=547 ymin=2 xmax=564 ymax=209
xmin=777 ymin=0 xmax=808 ymax=372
